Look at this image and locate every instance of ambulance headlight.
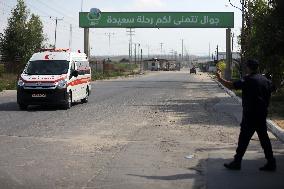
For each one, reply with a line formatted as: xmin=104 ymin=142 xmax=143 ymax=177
xmin=17 ymin=79 xmax=25 ymax=87
xmin=57 ymin=80 xmax=67 ymax=89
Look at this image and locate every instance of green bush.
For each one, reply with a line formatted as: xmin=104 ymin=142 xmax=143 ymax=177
xmin=0 ymin=73 xmax=17 ymax=92
xmin=115 ymin=63 xmax=138 ymax=71
xmin=91 ymin=71 xmax=107 ymax=80
xmin=232 ymin=67 xmax=240 ymax=79
xmin=216 ymin=61 xmax=226 ymax=72
xmin=269 ymin=88 xmax=284 ymax=118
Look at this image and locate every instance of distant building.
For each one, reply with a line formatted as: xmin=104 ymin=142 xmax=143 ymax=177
xmin=218 ymin=52 xmax=241 ymax=60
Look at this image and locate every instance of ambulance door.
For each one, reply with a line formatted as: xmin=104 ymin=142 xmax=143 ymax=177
xmin=76 ymin=61 xmax=86 ymax=100
xmin=69 ymin=61 xmax=79 ymax=101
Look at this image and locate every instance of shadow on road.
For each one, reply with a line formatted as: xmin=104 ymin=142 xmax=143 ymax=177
xmin=0 ymin=102 xmax=83 ymax=112
xmin=131 ymin=96 xmax=240 ymax=128
xmin=127 ymin=173 xmax=196 ymax=180
xmin=205 ymin=154 xmax=284 ymax=189
xmin=101 ymin=80 xmax=215 ymax=85
xmin=126 ymin=154 xmax=284 ymax=189
xmin=0 ymin=102 xmax=20 ymax=111
xmin=158 ymin=97 xmax=240 ymax=127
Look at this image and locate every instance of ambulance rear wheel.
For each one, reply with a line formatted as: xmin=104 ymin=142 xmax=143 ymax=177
xmin=64 ymin=92 xmax=72 ymax=109
xmin=81 ymin=88 xmax=89 ymax=103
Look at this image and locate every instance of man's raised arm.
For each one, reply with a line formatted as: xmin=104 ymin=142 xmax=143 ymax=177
xmin=216 ymin=69 xmax=235 ymax=90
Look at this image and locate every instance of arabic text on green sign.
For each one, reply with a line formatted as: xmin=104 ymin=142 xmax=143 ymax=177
xmin=79 ymin=12 xmax=234 ymax=28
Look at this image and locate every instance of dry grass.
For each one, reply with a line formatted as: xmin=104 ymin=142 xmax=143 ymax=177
xmin=0 ymin=73 xmax=18 ymax=92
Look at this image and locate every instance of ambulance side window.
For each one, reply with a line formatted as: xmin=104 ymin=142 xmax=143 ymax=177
xmin=71 ymin=61 xmax=76 ymax=71
xmin=70 ymin=61 xmax=76 ymax=79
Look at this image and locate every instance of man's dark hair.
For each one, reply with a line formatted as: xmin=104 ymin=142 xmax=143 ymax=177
xmin=246 ymin=59 xmax=259 ymax=72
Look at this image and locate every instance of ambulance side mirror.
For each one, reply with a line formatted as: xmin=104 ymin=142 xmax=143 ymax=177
xmin=72 ymin=70 xmax=79 ymax=77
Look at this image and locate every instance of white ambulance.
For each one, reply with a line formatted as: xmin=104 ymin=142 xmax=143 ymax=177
xmin=17 ymin=49 xmax=91 ymax=110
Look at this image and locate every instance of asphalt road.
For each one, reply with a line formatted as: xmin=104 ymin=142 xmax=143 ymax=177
xmin=0 ymin=71 xmax=283 ymax=189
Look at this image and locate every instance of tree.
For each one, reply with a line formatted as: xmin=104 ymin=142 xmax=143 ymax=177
xmin=242 ymin=0 xmax=284 ymax=87
xmin=0 ymin=0 xmax=44 ymax=73
xmin=24 ymin=14 xmax=44 ymax=64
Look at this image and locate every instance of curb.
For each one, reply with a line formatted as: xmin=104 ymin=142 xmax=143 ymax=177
xmin=213 ymin=77 xmax=284 ymax=142
xmin=267 ymin=119 xmax=284 ymax=142
xmin=0 ymin=89 xmax=16 ymax=96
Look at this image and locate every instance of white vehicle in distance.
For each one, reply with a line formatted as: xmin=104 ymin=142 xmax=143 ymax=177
xmin=17 ymin=48 xmax=91 ymax=110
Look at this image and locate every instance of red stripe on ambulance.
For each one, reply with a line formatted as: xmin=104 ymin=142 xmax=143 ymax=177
xmin=67 ymin=77 xmax=91 ymax=87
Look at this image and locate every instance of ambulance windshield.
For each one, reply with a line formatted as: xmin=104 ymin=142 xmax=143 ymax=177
xmin=25 ymin=60 xmax=69 ymax=75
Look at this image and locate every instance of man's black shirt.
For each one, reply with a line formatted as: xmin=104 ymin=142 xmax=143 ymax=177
xmin=233 ymin=73 xmax=274 ymax=120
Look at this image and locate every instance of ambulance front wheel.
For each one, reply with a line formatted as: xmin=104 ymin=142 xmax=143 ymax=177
xmin=64 ymin=91 xmax=72 ymax=109
xmin=18 ymin=103 xmax=28 ymax=110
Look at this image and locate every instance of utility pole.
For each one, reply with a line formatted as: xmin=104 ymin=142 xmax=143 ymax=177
xmin=69 ymin=24 xmax=72 ymax=49
xmin=134 ymin=44 xmax=137 ymax=64
xmin=84 ymin=28 xmax=90 ymax=58
xmin=129 ymin=43 xmax=131 ymax=62
xmin=160 ymin=43 xmax=164 ymax=59
xmin=147 ymin=45 xmax=150 ymax=58
xmin=241 ymin=0 xmax=245 ymax=77
xmin=105 ymin=32 xmax=115 ymax=57
xmin=52 ymin=17 xmax=63 ymax=48
xmin=181 ymin=39 xmax=184 ymax=62
xmin=140 ymin=48 xmax=143 ymax=72
xmin=170 ymin=49 xmax=174 ymax=60
xmin=216 ymin=45 xmax=219 ymax=62
xmin=174 ymin=51 xmax=177 ymax=61
xmin=225 ymin=28 xmax=232 ymax=80
xmin=229 ymin=0 xmax=245 ymax=76
xmin=126 ymin=28 xmax=135 ymax=62
xmin=137 ymin=43 xmax=140 ymax=65
xmin=232 ymin=32 xmax=235 ymax=52
xmin=209 ymin=43 xmax=211 ymax=61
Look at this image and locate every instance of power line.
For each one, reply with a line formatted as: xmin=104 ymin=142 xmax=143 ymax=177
xmin=26 ymin=1 xmax=79 ymax=28
xmin=26 ymin=2 xmax=52 ymax=18
xmin=0 ymin=1 xmax=83 ymax=48
xmin=37 ymin=0 xmax=75 ymax=21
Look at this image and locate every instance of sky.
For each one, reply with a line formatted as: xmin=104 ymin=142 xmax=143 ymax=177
xmin=0 ymin=0 xmax=243 ymax=57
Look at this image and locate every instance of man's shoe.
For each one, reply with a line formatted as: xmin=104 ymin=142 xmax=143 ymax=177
xmin=224 ymin=161 xmax=241 ymax=170
xmin=259 ymin=158 xmax=276 ymax=172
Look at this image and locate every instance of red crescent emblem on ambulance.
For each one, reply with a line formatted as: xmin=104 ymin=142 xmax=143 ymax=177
xmin=45 ymin=55 xmax=49 ymax=60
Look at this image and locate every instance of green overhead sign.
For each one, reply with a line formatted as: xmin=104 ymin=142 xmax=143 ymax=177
xmin=79 ymin=12 xmax=234 ymax=28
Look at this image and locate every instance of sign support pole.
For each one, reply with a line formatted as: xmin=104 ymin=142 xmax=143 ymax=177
xmin=84 ymin=28 xmax=90 ymax=58
xmin=225 ymin=28 xmax=232 ymax=80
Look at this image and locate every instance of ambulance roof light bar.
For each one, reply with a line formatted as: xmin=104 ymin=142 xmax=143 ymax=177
xmin=37 ymin=48 xmax=71 ymax=52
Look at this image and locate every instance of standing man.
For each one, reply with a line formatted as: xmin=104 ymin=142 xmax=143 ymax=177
xmin=216 ymin=59 xmax=276 ymax=171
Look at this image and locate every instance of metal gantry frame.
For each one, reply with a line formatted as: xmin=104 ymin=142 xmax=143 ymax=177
xmin=79 ymin=12 xmax=234 ymax=80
